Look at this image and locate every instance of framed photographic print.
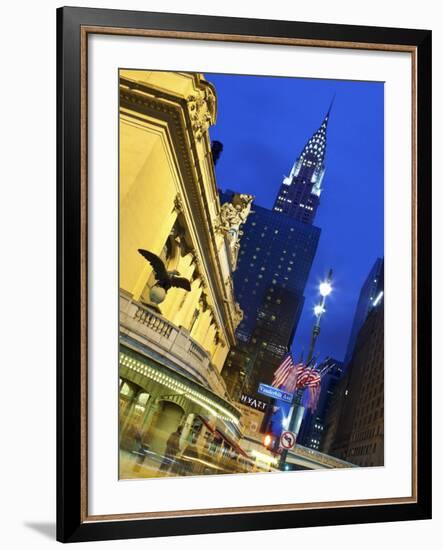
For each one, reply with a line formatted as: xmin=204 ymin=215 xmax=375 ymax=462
xmin=57 ymin=6 xmax=432 ymax=543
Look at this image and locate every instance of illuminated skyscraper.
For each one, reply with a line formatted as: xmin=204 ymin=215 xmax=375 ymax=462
xmin=273 ymin=106 xmax=331 ymax=224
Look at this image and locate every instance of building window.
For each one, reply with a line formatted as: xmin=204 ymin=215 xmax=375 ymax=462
xmin=137 ymin=392 xmax=150 ymax=406
xmin=120 ymin=382 xmax=133 ymax=397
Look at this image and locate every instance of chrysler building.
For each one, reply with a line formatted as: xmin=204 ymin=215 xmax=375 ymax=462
xmin=273 ymin=104 xmax=332 ymax=224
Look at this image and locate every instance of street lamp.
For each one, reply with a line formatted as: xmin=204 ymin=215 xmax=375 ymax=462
xmin=307 ymin=268 xmax=333 ymax=364
xmin=278 ymin=268 xmax=333 ymax=469
xmin=319 ymin=280 xmax=332 ymax=297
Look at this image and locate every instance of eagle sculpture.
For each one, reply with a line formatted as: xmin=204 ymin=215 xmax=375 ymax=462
xmin=138 ymin=249 xmax=192 ymax=292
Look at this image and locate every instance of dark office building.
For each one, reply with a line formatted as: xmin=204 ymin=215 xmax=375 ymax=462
xmin=297 ymin=359 xmax=344 ymax=450
xmin=322 ymin=285 xmax=384 ymax=467
xmin=345 ymin=258 xmax=384 ymax=364
xmin=320 ymin=371 xmax=348 ymax=455
xmin=232 ymin=203 xmax=321 ymax=346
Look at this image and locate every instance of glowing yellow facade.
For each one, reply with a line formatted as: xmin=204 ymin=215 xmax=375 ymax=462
xmin=120 ymin=70 xmax=243 ymax=371
xmin=118 ymin=71 xmax=256 ymax=475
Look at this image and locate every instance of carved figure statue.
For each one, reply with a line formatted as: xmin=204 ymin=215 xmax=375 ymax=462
xmin=218 ymin=194 xmax=254 ymax=270
xmin=219 ymin=194 xmax=254 ymax=234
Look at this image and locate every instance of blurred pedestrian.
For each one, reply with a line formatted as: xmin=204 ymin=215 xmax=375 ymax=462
xmin=159 ymin=425 xmax=183 ymax=473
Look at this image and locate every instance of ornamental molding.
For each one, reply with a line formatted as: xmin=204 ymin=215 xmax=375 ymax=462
xmin=186 ymin=86 xmax=216 ymax=141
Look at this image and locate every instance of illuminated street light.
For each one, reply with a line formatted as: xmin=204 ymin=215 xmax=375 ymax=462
xmin=319 ymin=280 xmax=332 ymax=297
xmin=279 ymin=268 xmax=334 ymax=471
xmin=307 ymin=268 xmax=333 ymax=363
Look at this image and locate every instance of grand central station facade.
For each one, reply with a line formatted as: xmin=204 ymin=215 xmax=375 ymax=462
xmin=118 ymin=70 xmax=261 ymax=477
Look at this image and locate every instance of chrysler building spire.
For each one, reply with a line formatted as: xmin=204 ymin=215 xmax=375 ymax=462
xmin=273 ymin=103 xmax=333 ymax=224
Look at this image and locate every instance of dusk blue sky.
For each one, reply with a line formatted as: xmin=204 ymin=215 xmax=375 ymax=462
xmin=207 ymin=73 xmax=384 ymax=363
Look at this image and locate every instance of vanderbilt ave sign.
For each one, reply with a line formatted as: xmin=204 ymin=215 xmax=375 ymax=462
xmin=239 ymin=393 xmax=268 ymax=411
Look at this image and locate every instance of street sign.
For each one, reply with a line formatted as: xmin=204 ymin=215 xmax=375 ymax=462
xmin=258 ymin=383 xmax=293 ymax=403
xmin=280 ymin=430 xmax=296 ymax=450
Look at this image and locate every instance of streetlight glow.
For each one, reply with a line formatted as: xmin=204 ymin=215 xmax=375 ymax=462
xmin=319 ymin=281 xmax=332 ymax=297
xmin=314 ymin=304 xmax=325 ymax=317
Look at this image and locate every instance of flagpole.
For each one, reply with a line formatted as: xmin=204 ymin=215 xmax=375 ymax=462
xmin=278 ymin=269 xmax=333 ymax=470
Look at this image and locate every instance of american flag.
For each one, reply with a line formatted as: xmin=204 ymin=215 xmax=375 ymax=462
xmin=305 ymin=362 xmax=336 ymax=410
xmin=272 ymin=355 xmax=293 ymax=388
xmin=272 ymin=356 xmax=336 ymax=411
xmin=307 ymin=384 xmax=321 ymax=410
xmin=272 ymin=356 xmax=334 ymax=411
xmin=272 ymin=356 xmax=307 ymax=393
xmin=297 ymin=368 xmax=321 ymax=388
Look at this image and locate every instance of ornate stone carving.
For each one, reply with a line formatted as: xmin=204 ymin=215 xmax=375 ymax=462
xmin=233 ymin=301 xmax=244 ymax=327
xmin=218 ymin=194 xmax=254 ymax=234
xmin=217 ymin=193 xmax=254 ymax=270
xmin=187 ymin=86 xmax=216 ymax=141
xmin=173 ymin=193 xmax=184 ymax=214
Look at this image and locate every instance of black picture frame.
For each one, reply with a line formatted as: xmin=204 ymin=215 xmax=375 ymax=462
xmin=57 ymin=6 xmax=432 ymax=543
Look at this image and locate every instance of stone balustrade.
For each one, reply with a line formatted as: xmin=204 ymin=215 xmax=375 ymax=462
xmin=120 ymin=291 xmax=229 ymax=398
